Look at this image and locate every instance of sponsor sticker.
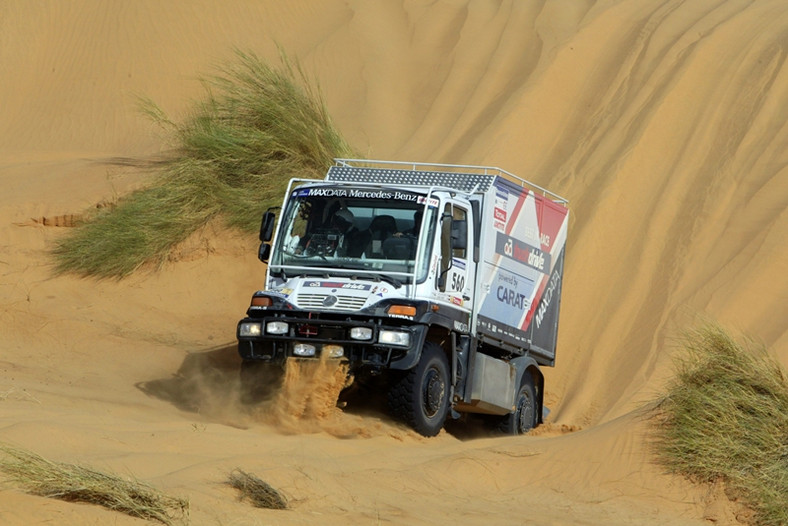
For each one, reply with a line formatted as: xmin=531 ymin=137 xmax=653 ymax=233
xmin=269 ymin=287 xmax=293 ymax=297
xmin=265 ymin=289 xmax=290 ymax=298
xmin=297 ymin=187 xmax=424 ymax=201
xmin=535 ymin=267 xmax=561 ymax=329
xmin=303 ymin=280 xmax=372 ymax=291
xmin=495 ymin=185 xmax=509 ymax=204
xmin=417 ymin=195 xmax=440 ymax=207
xmin=496 ymin=232 xmax=551 ymax=273
xmin=494 ymin=269 xmax=532 ymax=311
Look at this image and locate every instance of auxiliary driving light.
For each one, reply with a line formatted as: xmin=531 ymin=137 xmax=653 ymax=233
xmin=265 ymin=320 xmax=289 ymax=335
xmin=350 ymin=327 xmax=373 ymax=340
xmin=378 ymin=330 xmax=411 ymax=347
xmin=238 ymin=322 xmax=262 ymax=337
xmin=324 ymin=345 xmax=345 ymax=358
xmin=293 ymin=343 xmax=317 ymax=357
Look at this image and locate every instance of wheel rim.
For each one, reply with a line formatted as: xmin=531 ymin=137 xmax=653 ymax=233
xmin=517 ymin=392 xmax=534 ymax=433
xmin=422 ymin=368 xmax=445 ymax=418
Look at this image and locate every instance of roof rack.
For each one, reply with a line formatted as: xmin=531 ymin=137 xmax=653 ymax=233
xmin=330 ymin=159 xmax=568 ymax=204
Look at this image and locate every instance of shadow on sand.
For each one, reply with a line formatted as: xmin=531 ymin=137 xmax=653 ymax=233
xmin=136 ymin=343 xmax=506 ymax=440
xmin=136 ymin=343 xmax=243 ymax=415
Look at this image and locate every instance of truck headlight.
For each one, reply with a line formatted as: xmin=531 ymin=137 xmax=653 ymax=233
xmin=350 ymin=327 xmax=373 ymax=340
xmin=238 ymin=322 xmax=262 ymax=337
xmin=378 ymin=330 xmax=411 ymax=347
xmin=266 ymin=321 xmax=289 ymax=335
xmin=293 ymin=343 xmax=316 ymax=357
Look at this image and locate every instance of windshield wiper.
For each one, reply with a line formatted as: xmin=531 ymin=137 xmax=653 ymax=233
xmin=325 ymin=266 xmax=404 ymax=288
xmin=274 ymin=263 xmax=405 ymax=288
xmin=370 ymin=273 xmax=402 ymax=288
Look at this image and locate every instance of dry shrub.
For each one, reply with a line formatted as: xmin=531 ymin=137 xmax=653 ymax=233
xmin=54 ymin=48 xmax=354 ymax=278
xmin=0 ymin=445 xmax=189 ymax=525
xmin=651 ymin=324 xmax=788 ymax=526
xmin=226 ymin=468 xmax=288 ymax=510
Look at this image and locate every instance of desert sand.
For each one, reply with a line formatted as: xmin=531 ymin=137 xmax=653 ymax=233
xmin=1 ymin=1 xmax=786 ymax=524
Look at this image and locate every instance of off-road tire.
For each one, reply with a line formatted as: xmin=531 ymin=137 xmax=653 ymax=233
xmin=497 ymin=374 xmax=537 ymax=435
xmin=387 ymin=342 xmax=450 ymax=437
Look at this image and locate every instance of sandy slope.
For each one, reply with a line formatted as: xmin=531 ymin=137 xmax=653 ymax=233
xmin=2 ymin=0 xmax=787 ymax=523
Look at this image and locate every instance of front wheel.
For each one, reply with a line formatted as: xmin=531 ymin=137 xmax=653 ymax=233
xmin=388 ymin=342 xmax=450 ymax=437
xmin=497 ymin=374 xmax=537 ymax=435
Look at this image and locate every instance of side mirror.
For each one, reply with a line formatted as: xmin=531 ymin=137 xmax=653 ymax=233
xmin=259 ymin=211 xmax=276 ymax=242
xmin=451 ymin=219 xmax=467 ymax=250
xmin=258 ymin=243 xmax=271 ymax=262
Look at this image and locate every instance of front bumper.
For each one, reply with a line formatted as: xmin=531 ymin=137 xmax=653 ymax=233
xmin=237 ymin=314 xmax=426 ymax=370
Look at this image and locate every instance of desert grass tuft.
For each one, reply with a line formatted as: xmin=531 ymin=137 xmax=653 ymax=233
xmin=650 ymin=323 xmax=788 ymax=526
xmin=54 ymin=48 xmax=354 ymax=278
xmin=0 ymin=444 xmax=189 ymax=524
xmin=226 ymin=468 xmax=288 ymax=510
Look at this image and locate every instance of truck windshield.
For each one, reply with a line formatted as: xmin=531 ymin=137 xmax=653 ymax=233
xmin=270 ymin=185 xmax=436 ymax=283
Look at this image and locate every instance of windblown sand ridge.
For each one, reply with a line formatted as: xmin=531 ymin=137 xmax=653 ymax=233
xmin=1 ymin=1 xmax=786 ymax=524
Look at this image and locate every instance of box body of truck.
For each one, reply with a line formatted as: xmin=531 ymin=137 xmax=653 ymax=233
xmin=237 ymin=159 xmax=569 ymax=436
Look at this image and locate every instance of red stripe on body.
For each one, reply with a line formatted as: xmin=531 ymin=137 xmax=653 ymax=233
xmin=504 ymin=188 xmax=529 ymax=236
xmin=522 ymin=199 xmax=569 ymax=330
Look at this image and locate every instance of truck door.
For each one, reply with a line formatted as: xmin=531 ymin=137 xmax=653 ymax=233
xmin=438 ymin=200 xmax=474 ymax=309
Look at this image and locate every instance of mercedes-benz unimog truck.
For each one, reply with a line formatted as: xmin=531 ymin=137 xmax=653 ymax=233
xmin=237 ymin=159 xmax=569 ymax=436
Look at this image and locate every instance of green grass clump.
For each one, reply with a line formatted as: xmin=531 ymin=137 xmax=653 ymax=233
xmin=651 ymin=324 xmax=788 ymax=526
xmin=54 ymin=48 xmax=354 ymax=278
xmin=0 ymin=444 xmax=189 ymax=524
xmin=226 ymin=468 xmax=288 ymax=510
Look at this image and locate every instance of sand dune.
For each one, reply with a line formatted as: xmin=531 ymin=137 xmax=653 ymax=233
xmin=1 ymin=0 xmax=786 ymax=523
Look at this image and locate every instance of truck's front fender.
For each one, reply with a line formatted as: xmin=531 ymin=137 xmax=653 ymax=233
xmin=388 ymin=325 xmax=429 ymax=370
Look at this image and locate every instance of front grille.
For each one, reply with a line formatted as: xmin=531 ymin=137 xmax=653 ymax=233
xmin=295 ymin=324 xmax=345 ymax=340
xmin=296 ymin=293 xmax=367 ymax=310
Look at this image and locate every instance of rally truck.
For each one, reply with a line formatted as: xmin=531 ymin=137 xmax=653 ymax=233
xmin=237 ymin=159 xmax=569 ymax=436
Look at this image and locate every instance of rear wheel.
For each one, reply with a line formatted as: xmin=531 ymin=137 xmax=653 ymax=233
xmin=388 ymin=342 xmax=450 ymax=437
xmin=497 ymin=374 xmax=537 ymax=435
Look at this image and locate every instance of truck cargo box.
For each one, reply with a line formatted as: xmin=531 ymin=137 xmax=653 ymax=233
xmin=474 ymin=176 xmax=569 ymax=365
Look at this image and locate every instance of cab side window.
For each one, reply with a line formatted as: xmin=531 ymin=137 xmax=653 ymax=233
xmin=438 ymin=203 xmax=469 ymax=292
xmin=451 ymin=207 xmax=467 ymax=260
